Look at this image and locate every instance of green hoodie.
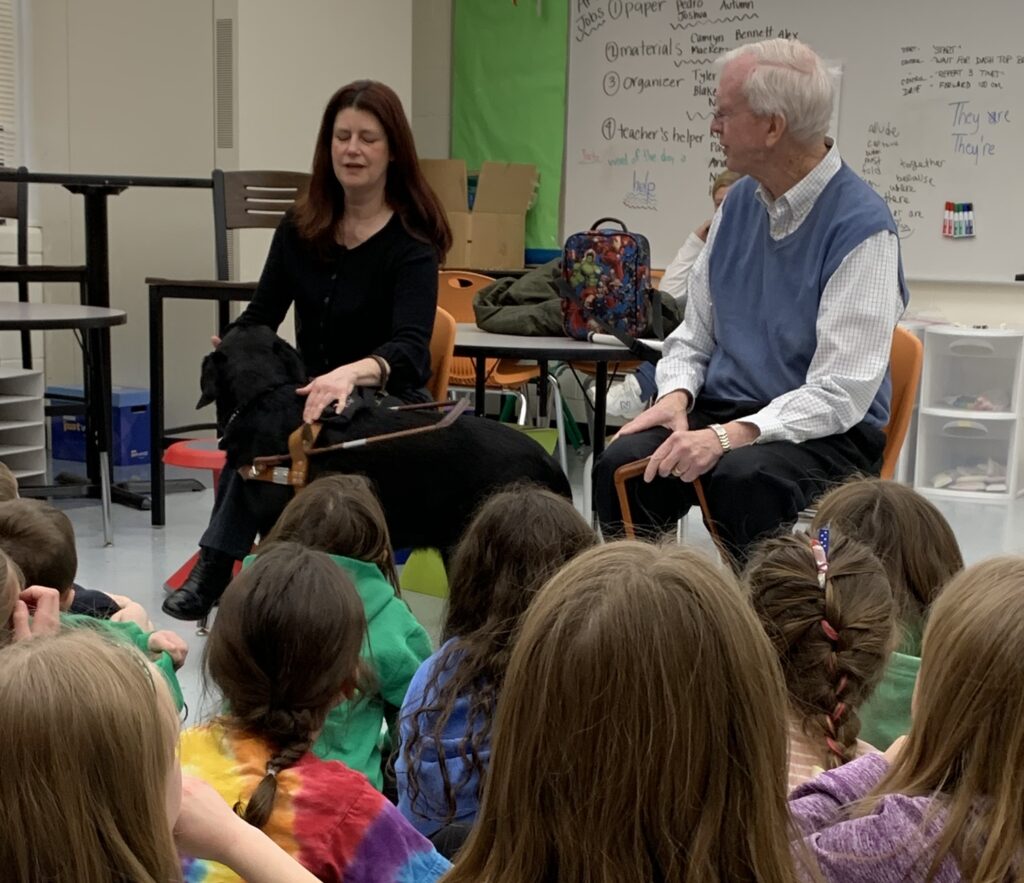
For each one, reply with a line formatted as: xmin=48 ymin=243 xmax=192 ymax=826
xmin=60 ymin=614 xmax=185 ymax=710
xmin=242 ymin=553 xmax=432 ymax=789
xmin=859 ymin=624 xmax=923 ymax=751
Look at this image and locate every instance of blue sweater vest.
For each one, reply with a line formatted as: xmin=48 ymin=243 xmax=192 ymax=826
xmin=706 ymin=164 xmax=908 ymax=429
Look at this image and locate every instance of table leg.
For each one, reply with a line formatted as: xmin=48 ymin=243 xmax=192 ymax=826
xmin=474 ymin=357 xmax=486 ymax=417
xmin=537 ymin=360 xmax=550 ymax=426
xmin=84 ymin=325 xmax=114 ymax=545
xmin=593 ymin=362 xmax=608 ymax=459
xmin=150 ymin=289 xmax=166 ymax=526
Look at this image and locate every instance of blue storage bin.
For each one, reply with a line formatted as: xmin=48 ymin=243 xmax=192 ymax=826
xmin=48 ymin=385 xmax=150 ymax=466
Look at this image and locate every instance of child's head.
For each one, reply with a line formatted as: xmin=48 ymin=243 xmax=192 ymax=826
xmin=865 ymin=556 xmax=1024 ymax=881
xmin=204 ymin=541 xmax=367 ymax=829
xmin=747 ymin=532 xmax=895 ymax=770
xmin=262 ymin=472 xmax=398 ymax=586
xmin=0 ymin=628 xmax=181 ymax=882
xmin=0 ymin=546 xmax=25 ymax=640
xmin=445 ymin=541 xmax=797 ymax=883
xmin=810 ymin=478 xmax=962 ymax=633
xmin=0 ymin=461 xmax=19 ymax=502
xmin=0 ymin=499 xmax=77 ymax=597
xmin=402 ymin=484 xmax=596 ymax=825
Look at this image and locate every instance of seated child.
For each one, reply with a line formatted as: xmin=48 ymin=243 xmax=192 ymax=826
xmin=0 ymin=498 xmax=158 ymax=629
xmin=0 ymin=627 xmax=326 ymax=883
xmin=0 ymin=499 xmax=187 ymax=706
xmin=443 ymin=541 xmax=801 ymax=882
xmin=810 ymin=477 xmax=964 ymax=748
xmin=790 ymin=556 xmax=1024 ymax=881
xmin=254 ymin=474 xmax=432 ymax=790
xmin=746 ymin=532 xmax=897 ymax=792
xmin=181 ymin=543 xmax=449 ymax=882
xmin=397 ymin=485 xmax=596 ymax=840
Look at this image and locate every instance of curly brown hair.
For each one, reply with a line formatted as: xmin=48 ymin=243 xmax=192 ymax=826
xmin=746 ymin=532 xmax=897 ymax=771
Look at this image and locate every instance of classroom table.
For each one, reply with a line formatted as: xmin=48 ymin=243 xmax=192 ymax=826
xmin=0 ymin=302 xmax=127 ymax=545
xmin=453 ymin=324 xmax=635 ymax=458
xmin=0 ymin=169 xmax=213 ymax=509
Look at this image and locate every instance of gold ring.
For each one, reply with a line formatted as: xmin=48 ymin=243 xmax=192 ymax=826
xmin=671 ymin=467 xmax=683 ymax=478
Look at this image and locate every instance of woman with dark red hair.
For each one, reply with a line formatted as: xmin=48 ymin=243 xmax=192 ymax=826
xmin=165 ymin=80 xmax=452 ymax=621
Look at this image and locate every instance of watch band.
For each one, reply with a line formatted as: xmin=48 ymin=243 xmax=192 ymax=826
xmin=708 ymin=423 xmax=731 ymax=453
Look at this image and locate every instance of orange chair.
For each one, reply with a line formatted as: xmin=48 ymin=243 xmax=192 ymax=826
xmin=163 ymin=306 xmax=459 ymax=598
xmin=614 ymin=326 xmax=924 ymax=562
xmin=438 ymin=271 xmax=539 ymax=423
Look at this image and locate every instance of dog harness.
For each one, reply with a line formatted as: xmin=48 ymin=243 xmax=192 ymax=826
xmin=240 ymin=398 xmax=470 ymax=490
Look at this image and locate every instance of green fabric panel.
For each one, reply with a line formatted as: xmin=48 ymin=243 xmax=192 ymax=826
xmin=452 ymin=0 xmax=568 ymax=251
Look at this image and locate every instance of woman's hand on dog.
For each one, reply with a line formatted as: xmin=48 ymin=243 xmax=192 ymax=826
xmin=297 ymin=367 xmax=359 ymax=424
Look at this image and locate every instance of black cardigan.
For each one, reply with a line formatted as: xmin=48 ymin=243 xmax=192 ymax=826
xmin=236 ymin=212 xmax=439 ymax=392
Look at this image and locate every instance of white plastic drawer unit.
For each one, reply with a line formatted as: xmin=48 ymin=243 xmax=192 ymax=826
xmin=915 ymin=326 xmax=1024 ymax=501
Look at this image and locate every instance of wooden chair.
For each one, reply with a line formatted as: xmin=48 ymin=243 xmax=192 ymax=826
xmin=614 ymin=326 xmax=925 ymax=562
xmin=0 ymin=166 xmax=91 ymax=432
xmin=161 ymin=169 xmax=310 ymax=446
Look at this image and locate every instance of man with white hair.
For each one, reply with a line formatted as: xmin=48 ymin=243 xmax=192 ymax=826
xmin=594 ymin=39 xmax=908 ymax=564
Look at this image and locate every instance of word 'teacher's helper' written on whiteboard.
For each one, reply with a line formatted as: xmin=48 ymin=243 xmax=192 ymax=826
xmin=564 ymin=0 xmax=1024 ymax=282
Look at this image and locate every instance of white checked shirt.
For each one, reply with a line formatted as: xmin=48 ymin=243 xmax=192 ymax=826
xmin=656 ymin=142 xmax=905 ymax=445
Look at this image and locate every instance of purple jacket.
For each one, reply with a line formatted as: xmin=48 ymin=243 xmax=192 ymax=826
xmin=789 ymin=754 xmax=961 ymax=882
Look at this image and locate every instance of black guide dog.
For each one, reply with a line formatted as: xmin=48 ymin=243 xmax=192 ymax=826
xmin=197 ymin=325 xmax=572 ymax=556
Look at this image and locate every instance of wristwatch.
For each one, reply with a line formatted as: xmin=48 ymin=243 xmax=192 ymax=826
xmin=708 ymin=423 xmax=731 ymax=454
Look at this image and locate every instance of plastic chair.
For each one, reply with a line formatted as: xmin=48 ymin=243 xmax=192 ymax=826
xmin=438 ymin=270 xmax=568 ymax=473
xmin=614 ymin=326 xmax=925 ymax=563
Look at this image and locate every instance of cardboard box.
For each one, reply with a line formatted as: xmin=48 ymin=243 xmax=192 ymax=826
xmin=421 ymin=159 xmax=538 ymax=268
xmin=48 ymin=385 xmax=151 ymax=466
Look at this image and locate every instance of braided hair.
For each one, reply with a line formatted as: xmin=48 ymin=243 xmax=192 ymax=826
xmin=203 ymin=542 xmax=368 ymax=829
xmin=746 ymin=531 xmax=896 ymax=769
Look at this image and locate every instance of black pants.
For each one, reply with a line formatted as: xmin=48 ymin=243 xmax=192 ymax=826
xmin=200 ymin=386 xmax=431 ymax=561
xmin=594 ymin=397 xmax=885 ymax=566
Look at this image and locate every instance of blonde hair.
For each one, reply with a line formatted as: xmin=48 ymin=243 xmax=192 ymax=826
xmin=443 ymin=541 xmax=799 ymax=883
xmin=0 ymin=545 xmax=25 ymax=645
xmin=810 ymin=478 xmax=963 ymax=646
xmin=711 ymin=169 xmax=741 ymax=196
xmin=0 ymin=628 xmax=181 ymax=882
xmin=0 ymin=461 xmax=18 ymax=501
xmin=717 ymin=38 xmax=833 ymax=144
xmin=747 ymin=533 xmax=896 ymax=771
xmin=860 ymin=556 xmax=1024 ymax=882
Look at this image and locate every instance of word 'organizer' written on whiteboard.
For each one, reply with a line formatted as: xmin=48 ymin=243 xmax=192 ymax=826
xmin=564 ymin=0 xmax=1024 ymax=282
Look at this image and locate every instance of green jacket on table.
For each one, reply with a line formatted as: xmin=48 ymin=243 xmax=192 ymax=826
xmin=242 ymin=552 xmax=432 ymax=789
xmin=61 ymin=613 xmax=185 ymax=711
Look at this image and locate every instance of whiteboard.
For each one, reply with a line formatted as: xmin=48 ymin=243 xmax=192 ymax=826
xmin=564 ymin=0 xmax=1024 ymax=283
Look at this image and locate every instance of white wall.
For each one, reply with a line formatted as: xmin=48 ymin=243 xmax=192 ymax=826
xmin=411 ymin=0 xmax=452 ymax=160
xmin=910 ymin=281 xmax=1024 ymax=328
xmin=26 ymin=0 xmax=416 ymax=429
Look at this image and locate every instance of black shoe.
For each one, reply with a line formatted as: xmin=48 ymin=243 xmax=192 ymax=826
xmin=162 ymin=548 xmax=236 ymax=621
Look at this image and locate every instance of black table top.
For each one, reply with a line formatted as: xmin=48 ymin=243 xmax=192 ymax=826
xmin=0 ymin=303 xmax=127 ymax=330
xmin=0 ymin=170 xmax=212 ymax=189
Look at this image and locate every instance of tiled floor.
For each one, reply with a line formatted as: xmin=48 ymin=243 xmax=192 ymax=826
xmin=62 ymin=452 xmax=1024 ymax=717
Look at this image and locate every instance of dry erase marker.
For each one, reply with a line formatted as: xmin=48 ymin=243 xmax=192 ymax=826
xmin=965 ymin=203 xmax=974 ymax=236
xmin=943 ymin=202 xmax=951 ymax=236
xmin=954 ymin=203 xmax=963 ymax=237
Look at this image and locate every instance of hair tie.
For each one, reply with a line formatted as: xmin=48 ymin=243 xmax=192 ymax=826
xmin=266 ymin=765 xmax=279 ymax=779
xmin=810 ymin=531 xmax=829 ymax=589
xmin=821 ymin=619 xmax=839 ymax=642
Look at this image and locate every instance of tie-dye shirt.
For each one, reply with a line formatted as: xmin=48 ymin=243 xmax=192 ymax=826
xmin=180 ymin=723 xmax=450 ymax=883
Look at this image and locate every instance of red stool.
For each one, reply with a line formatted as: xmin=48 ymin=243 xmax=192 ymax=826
xmin=162 ymin=439 xmax=243 ymax=591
